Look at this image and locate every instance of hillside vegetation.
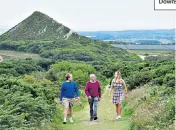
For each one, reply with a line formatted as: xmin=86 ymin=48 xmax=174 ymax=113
xmin=0 ymin=59 xmax=174 ymax=130
xmin=0 ymin=11 xmax=79 ymax=41
xmin=0 ymin=50 xmax=42 ymax=60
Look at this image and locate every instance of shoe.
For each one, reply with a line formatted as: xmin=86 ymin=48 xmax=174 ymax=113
xmin=70 ymin=118 xmax=73 ymax=123
xmin=94 ymin=117 xmax=98 ymax=120
xmin=90 ymin=118 xmax=93 ymax=121
xmin=63 ymin=121 xmax=67 ymax=124
xmin=116 ymin=115 xmax=121 ymax=120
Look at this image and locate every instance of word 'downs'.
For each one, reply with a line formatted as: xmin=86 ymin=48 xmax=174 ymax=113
xmin=159 ymin=0 xmax=176 ymax=4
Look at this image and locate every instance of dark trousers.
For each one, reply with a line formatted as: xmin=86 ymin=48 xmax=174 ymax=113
xmin=88 ymin=97 xmax=98 ymax=119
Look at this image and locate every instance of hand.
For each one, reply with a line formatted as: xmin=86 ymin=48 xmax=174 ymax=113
xmin=88 ymin=96 xmax=91 ymax=99
xmin=60 ymin=101 xmax=62 ymax=104
xmin=75 ymin=97 xmax=80 ymax=101
xmin=125 ymin=94 xmax=128 ymax=99
xmin=98 ymin=98 xmax=101 ymax=101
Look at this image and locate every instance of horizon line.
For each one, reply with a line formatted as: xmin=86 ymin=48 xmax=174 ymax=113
xmin=0 ymin=25 xmax=175 ymax=32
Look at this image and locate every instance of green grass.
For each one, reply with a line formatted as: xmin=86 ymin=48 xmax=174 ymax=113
xmin=0 ymin=50 xmax=42 ymax=60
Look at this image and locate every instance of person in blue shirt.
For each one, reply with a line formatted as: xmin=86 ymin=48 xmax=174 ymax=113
xmin=60 ymin=73 xmax=80 ymax=124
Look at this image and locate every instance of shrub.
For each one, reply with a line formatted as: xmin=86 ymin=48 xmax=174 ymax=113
xmin=152 ymin=77 xmax=163 ymax=85
xmin=127 ymin=71 xmax=153 ymax=90
xmin=130 ymin=86 xmax=175 ymax=130
xmin=163 ymin=74 xmax=175 ymax=84
xmin=167 ymin=80 xmax=175 ymax=87
xmin=0 ymin=75 xmax=58 ymax=129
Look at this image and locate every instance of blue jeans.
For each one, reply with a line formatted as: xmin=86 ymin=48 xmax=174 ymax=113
xmin=88 ymin=97 xmax=99 ymax=119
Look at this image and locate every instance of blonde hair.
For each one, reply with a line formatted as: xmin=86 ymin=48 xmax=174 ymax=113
xmin=115 ymin=71 xmax=122 ymax=79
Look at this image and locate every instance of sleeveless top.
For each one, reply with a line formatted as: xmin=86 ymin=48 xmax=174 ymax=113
xmin=111 ymin=79 xmax=124 ymax=91
xmin=112 ymin=79 xmax=125 ymax=104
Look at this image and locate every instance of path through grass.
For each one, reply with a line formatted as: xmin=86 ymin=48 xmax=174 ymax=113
xmin=59 ymin=91 xmax=131 ymax=130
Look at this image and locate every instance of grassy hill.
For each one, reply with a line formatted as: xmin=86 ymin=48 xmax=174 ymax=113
xmin=0 ymin=11 xmax=79 ymax=41
xmin=0 ymin=11 xmax=141 ymax=67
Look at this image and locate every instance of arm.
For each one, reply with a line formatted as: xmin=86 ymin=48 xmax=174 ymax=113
xmin=109 ymin=79 xmax=114 ymax=96
xmin=60 ymin=83 xmax=64 ymax=101
xmin=122 ymin=79 xmax=128 ymax=94
xmin=98 ymin=81 xmax=102 ymax=98
xmin=85 ymin=82 xmax=90 ymax=97
xmin=108 ymin=78 xmax=113 ymax=88
xmin=74 ymin=82 xmax=80 ymax=98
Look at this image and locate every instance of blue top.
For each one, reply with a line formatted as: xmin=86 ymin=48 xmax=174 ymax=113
xmin=60 ymin=81 xmax=80 ymax=101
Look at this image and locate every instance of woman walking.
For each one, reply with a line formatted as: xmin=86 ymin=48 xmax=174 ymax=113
xmin=110 ymin=71 xmax=128 ymax=120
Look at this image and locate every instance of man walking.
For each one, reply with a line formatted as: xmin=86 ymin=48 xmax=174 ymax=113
xmin=60 ymin=73 xmax=80 ymax=124
xmin=85 ymin=74 xmax=101 ymax=121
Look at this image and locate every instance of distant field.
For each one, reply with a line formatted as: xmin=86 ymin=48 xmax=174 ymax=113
xmin=128 ymin=49 xmax=175 ymax=60
xmin=128 ymin=50 xmax=174 ymax=55
xmin=112 ymin=44 xmax=175 ymax=50
xmin=0 ymin=50 xmax=42 ymax=60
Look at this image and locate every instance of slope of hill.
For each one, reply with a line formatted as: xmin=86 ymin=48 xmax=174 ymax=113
xmin=0 ymin=11 xmax=141 ymax=65
xmin=0 ymin=11 xmax=79 ymax=41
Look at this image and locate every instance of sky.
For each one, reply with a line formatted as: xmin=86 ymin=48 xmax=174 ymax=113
xmin=0 ymin=0 xmax=175 ymax=31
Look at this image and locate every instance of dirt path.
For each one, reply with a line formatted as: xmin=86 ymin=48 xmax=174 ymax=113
xmin=59 ymin=91 xmax=131 ymax=130
xmin=0 ymin=56 xmax=3 ymax=62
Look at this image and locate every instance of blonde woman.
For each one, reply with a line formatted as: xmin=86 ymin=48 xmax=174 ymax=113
xmin=110 ymin=71 xmax=128 ymax=120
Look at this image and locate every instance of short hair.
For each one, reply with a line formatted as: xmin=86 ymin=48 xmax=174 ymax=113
xmin=90 ymin=74 xmax=96 ymax=78
xmin=65 ymin=73 xmax=72 ymax=80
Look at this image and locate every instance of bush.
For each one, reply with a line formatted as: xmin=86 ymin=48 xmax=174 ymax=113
xmin=130 ymin=86 xmax=175 ymax=130
xmin=0 ymin=75 xmax=58 ymax=129
xmin=127 ymin=71 xmax=153 ymax=90
xmin=163 ymin=74 xmax=175 ymax=84
xmin=152 ymin=77 xmax=163 ymax=85
xmin=167 ymin=80 xmax=175 ymax=87
xmin=0 ymin=60 xmax=44 ymax=76
xmin=48 ymin=61 xmax=96 ymax=86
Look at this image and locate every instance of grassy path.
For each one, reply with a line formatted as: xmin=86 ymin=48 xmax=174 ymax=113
xmin=59 ymin=91 xmax=131 ymax=130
